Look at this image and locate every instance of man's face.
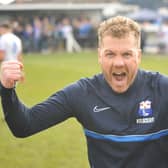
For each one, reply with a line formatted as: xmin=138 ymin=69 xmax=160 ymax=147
xmin=98 ymin=34 xmax=141 ymax=93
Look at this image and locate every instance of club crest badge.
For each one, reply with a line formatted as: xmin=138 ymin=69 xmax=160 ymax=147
xmin=138 ymin=100 xmax=153 ymax=117
xmin=136 ymin=100 xmax=154 ymax=124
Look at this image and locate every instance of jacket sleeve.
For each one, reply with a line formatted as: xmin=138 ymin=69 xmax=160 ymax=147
xmin=0 ymin=84 xmax=74 ymax=138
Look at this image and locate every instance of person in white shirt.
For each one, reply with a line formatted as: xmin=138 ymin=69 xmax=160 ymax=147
xmin=0 ymin=20 xmax=23 ymax=62
xmin=61 ymin=18 xmax=81 ymax=53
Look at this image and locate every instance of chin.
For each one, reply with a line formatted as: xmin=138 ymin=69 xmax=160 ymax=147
xmin=112 ymin=86 xmax=128 ymax=94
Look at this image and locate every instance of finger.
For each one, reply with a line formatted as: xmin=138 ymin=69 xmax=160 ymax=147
xmin=2 ymin=68 xmax=23 ymax=82
xmin=1 ymin=61 xmax=23 ymax=70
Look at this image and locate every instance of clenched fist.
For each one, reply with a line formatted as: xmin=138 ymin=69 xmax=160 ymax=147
xmin=0 ymin=61 xmax=24 ymax=88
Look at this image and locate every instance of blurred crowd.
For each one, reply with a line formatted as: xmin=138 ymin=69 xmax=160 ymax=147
xmin=10 ymin=15 xmax=98 ymax=54
xmin=139 ymin=20 xmax=168 ymax=54
xmin=7 ymin=14 xmax=168 ymax=54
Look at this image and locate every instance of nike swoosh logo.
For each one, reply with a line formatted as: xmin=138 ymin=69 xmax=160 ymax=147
xmin=93 ymin=106 xmax=111 ymax=113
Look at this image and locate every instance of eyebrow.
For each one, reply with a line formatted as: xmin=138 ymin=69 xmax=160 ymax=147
xmin=103 ymin=49 xmax=117 ymax=52
xmin=104 ymin=49 xmax=134 ymax=53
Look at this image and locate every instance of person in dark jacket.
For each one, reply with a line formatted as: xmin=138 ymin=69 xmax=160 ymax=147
xmin=1 ymin=16 xmax=168 ymax=168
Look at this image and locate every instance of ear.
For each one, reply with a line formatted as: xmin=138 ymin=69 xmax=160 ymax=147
xmin=98 ymin=47 xmax=102 ymax=64
xmin=137 ymin=49 xmax=142 ymax=64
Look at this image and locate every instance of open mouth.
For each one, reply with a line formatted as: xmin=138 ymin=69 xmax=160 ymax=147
xmin=112 ymin=72 xmax=126 ymax=81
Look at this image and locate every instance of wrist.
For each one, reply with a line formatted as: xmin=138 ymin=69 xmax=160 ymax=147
xmin=0 ymin=80 xmax=15 ymax=89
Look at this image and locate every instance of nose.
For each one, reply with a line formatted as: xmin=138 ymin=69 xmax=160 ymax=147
xmin=113 ymin=55 xmax=124 ymax=67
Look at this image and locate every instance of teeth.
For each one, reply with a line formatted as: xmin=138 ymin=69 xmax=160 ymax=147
xmin=113 ymin=72 xmax=123 ymax=75
xmin=113 ymin=72 xmax=126 ymax=76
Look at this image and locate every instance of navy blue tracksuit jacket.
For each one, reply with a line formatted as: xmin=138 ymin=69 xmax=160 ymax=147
xmin=1 ymin=69 xmax=168 ymax=168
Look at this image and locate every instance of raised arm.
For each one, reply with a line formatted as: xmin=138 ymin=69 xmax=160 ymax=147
xmin=0 ymin=61 xmax=73 ymax=138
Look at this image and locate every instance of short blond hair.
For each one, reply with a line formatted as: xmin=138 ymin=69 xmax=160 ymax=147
xmin=98 ymin=16 xmax=141 ymax=48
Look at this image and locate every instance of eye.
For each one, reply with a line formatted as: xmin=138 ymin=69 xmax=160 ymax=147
xmin=123 ymin=52 xmax=132 ymax=58
xmin=105 ymin=52 xmax=115 ymax=58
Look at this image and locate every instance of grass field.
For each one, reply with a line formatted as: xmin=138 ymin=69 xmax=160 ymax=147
xmin=0 ymin=51 xmax=168 ymax=168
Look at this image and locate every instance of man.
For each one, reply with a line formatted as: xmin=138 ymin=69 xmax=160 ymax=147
xmin=0 ymin=20 xmax=23 ymax=62
xmin=0 ymin=16 xmax=168 ymax=168
xmin=61 ymin=18 xmax=81 ymax=53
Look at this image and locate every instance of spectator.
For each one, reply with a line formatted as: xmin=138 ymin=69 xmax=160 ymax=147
xmin=61 ymin=18 xmax=81 ymax=53
xmin=23 ymin=23 xmax=34 ymax=53
xmin=0 ymin=20 xmax=23 ymax=62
